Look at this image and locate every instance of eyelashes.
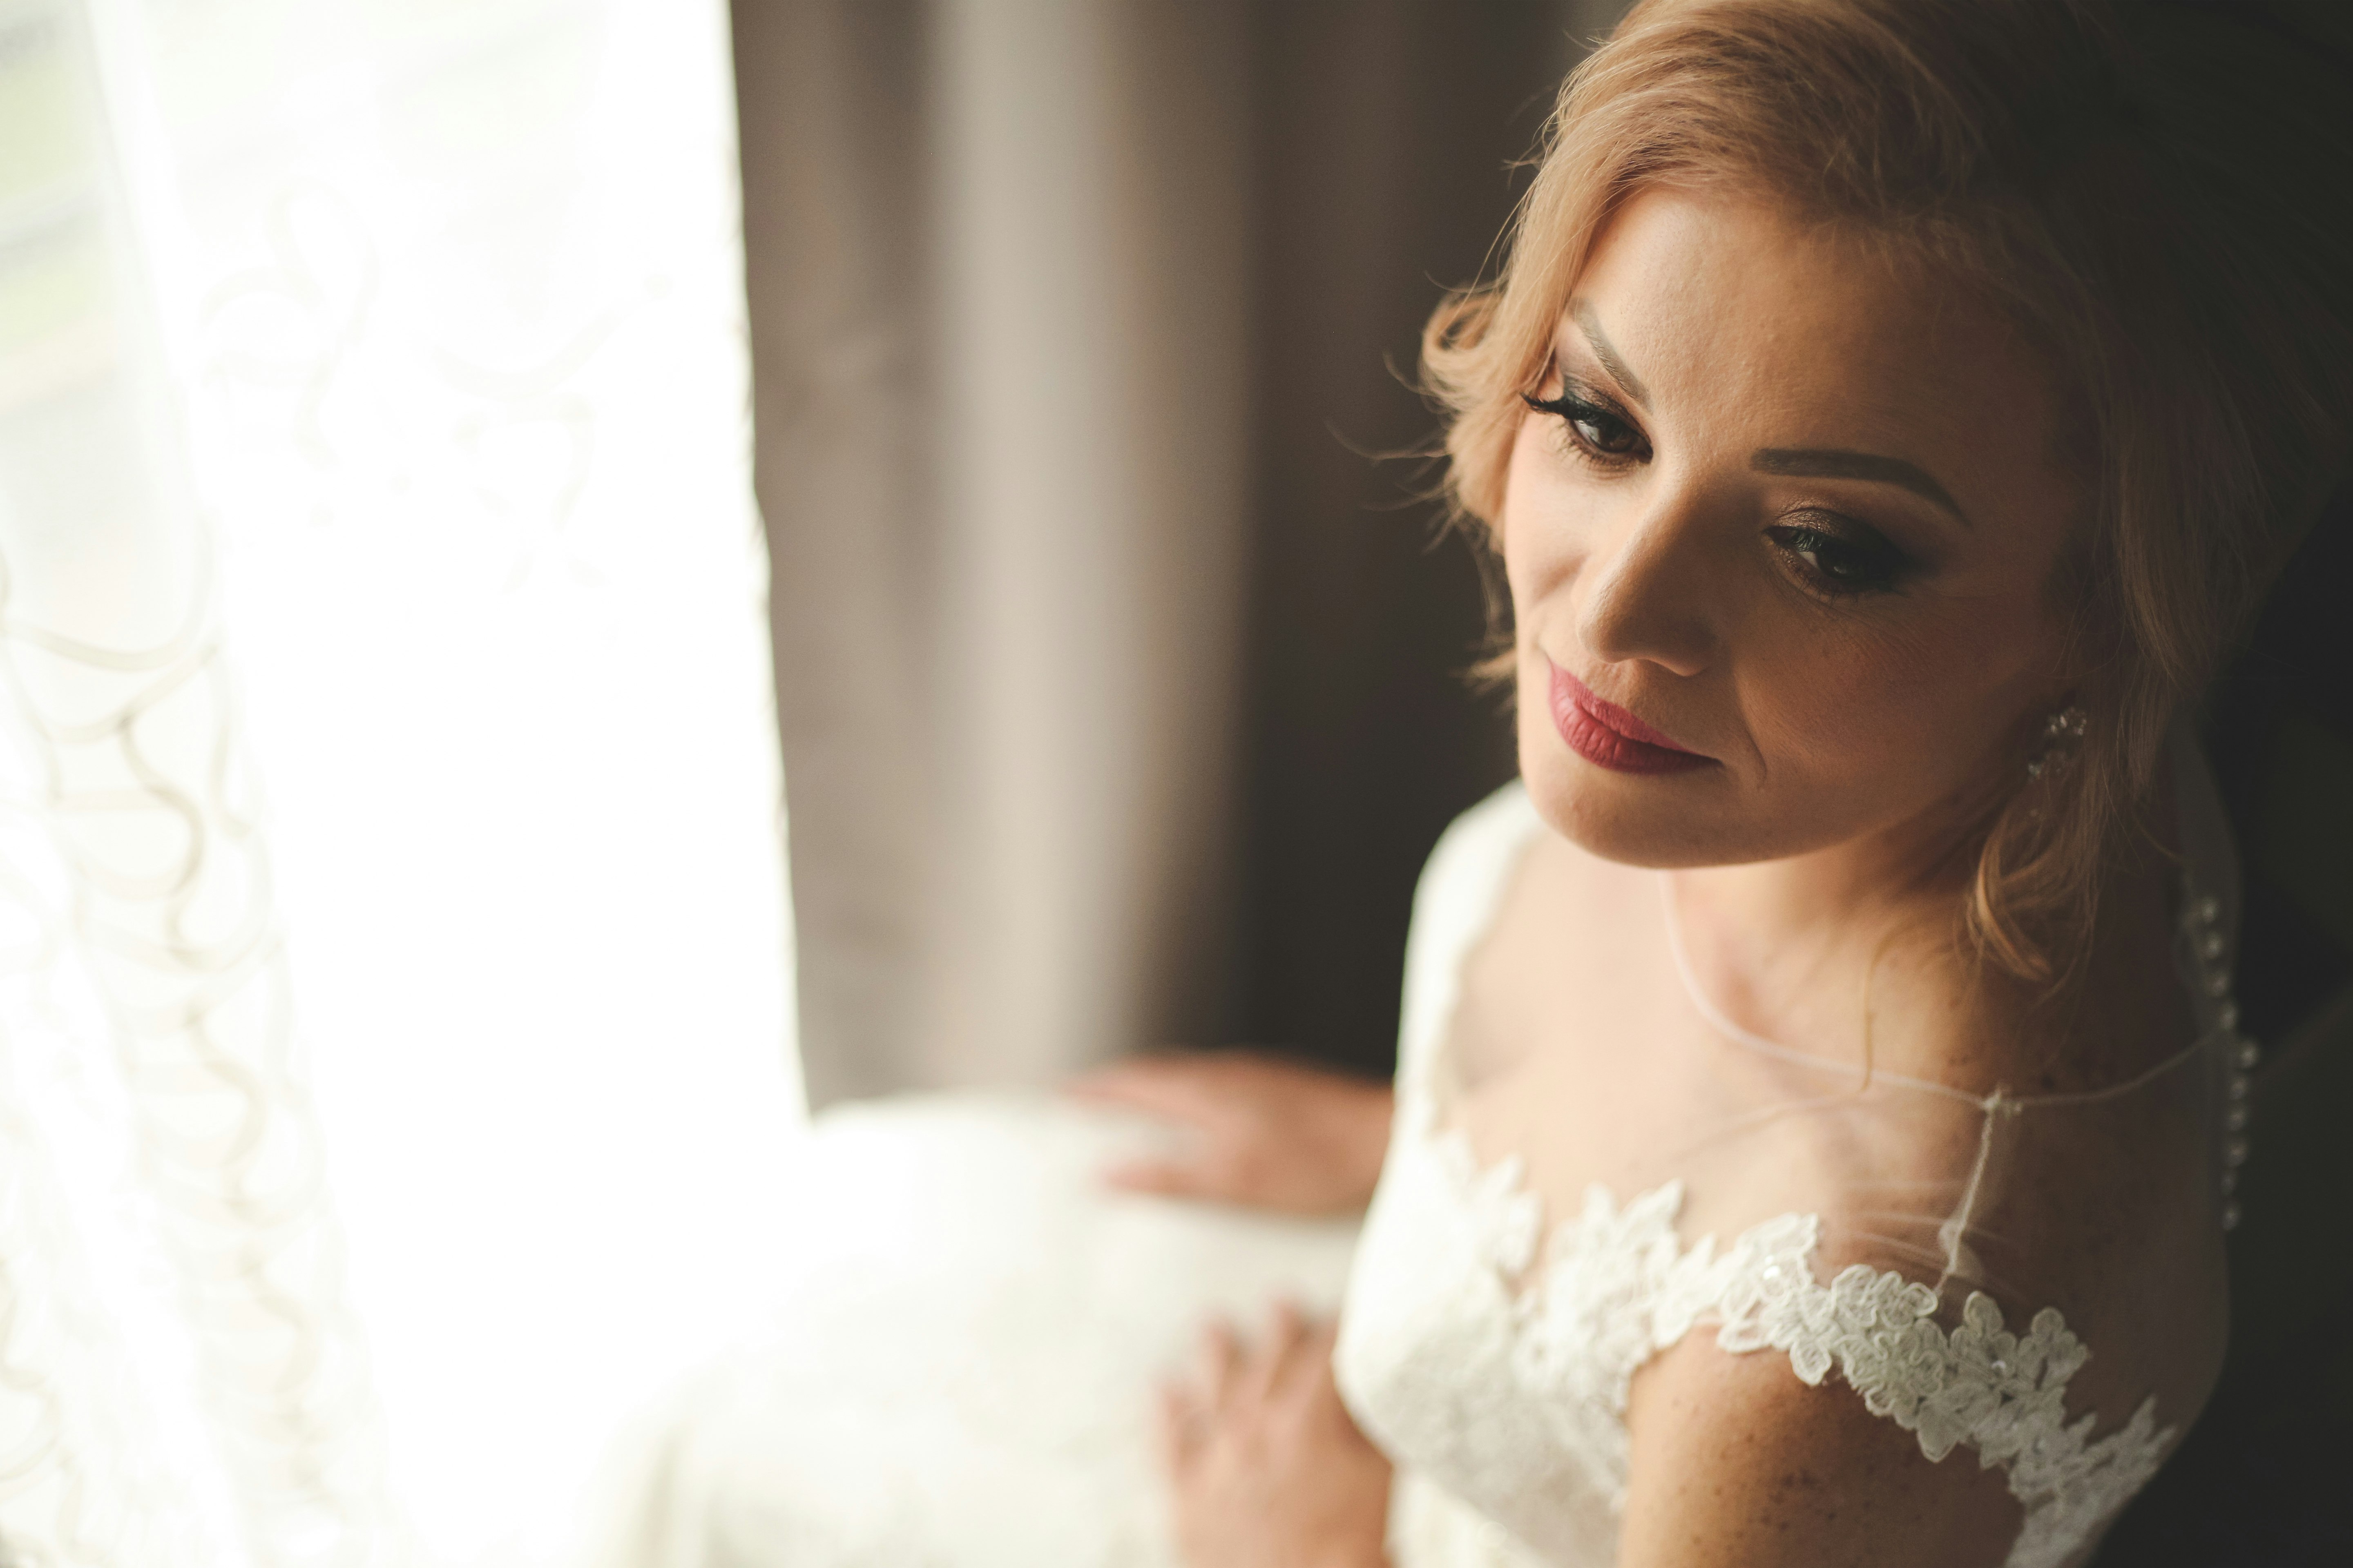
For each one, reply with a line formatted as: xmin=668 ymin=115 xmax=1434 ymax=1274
xmin=1519 ymin=379 xmax=1918 ymax=601
xmin=1520 ymin=387 xmax=1649 ymax=465
xmin=1764 ymin=519 xmax=1915 ymax=598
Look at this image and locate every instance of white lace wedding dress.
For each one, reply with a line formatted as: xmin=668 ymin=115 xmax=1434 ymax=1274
xmin=1339 ymin=732 xmax=2246 ymax=1568
xmin=587 ymin=1094 xmax=1360 ymax=1568
xmin=600 ymin=740 xmax=2241 ymax=1568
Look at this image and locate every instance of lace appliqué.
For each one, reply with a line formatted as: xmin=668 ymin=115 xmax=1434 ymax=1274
xmin=1431 ymin=1131 xmax=2175 ymax=1568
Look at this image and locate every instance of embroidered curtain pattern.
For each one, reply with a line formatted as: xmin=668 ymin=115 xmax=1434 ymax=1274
xmin=0 ymin=2 xmax=801 ymax=1563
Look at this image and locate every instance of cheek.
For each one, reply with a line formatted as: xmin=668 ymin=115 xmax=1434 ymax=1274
xmin=1499 ymin=424 xmax=1586 ymax=628
xmin=1744 ymin=593 xmax=2055 ymax=791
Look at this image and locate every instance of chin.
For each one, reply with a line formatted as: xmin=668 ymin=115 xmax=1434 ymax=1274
xmin=1513 ymin=705 xmax=1746 ymax=869
xmin=1513 ymin=698 xmax=1868 ymax=871
xmin=1520 ymin=752 xmax=1737 ymax=868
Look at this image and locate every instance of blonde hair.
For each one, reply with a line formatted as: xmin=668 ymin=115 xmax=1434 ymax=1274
xmin=1427 ymin=0 xmax=2353 ymax=982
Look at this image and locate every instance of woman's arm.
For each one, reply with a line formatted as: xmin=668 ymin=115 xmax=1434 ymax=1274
xmin=1067 ymin=1051 xmax=1395 ymax=1214
xmin=1618 ymin=1333 xmax=2023 ymax=1568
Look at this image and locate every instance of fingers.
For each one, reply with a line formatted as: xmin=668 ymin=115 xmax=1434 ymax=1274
xmin=1248 ymin=1298 xmax=1310 ymax=1404
xmin=1198 ymin=1317 xmax=1241 ymax=1409
xmin=1154 ymin=1378 xmax=1195 ymax=1473
xmin=1157 ymin=1304 xmax=1342 ymax=1487
xmin=1297 ymin=1319 xmax=1343 ymax=1406
xmin=1157 ymin=1316 xmax=1238 ymax=1474
xmin=1102 ymin=1157 xmax=1219 ymax=1199
xmin=1067 ymin=1056 xmax=1239 ymax=1127
xmin=1086 ymin=1065 xmax=1247 ymax=1200
xmin=1073 ymin=1053 xmax=1387 ymax=1214
xmin=1165 ymin=1314 xmax=1256 ymax=1421
xmin=1171 ymin=1306 xmax=1330 ymax=1414
xmin=1101 ymin=1126 xmax=1265 ymax=1202
xmin=1270 ymin=1302 xmax=1347 ymax=1407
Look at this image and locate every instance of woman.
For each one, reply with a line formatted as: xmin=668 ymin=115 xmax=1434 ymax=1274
xmin=1080 ymin=2 xmax=2353 ymax=1564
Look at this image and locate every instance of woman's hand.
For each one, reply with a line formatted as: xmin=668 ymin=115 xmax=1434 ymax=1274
xmin=1068 ymin=1051 xmax=1394 ymax=1214
xmin=1159 ymin=1304 xmax=1393 ymax=1568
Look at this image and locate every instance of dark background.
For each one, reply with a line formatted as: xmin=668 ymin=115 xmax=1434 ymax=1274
xmin=1225 ymin=1 xmax=1574 ymax=1077
xmin=2102 ymin=491 xmax=2353 ymax=1565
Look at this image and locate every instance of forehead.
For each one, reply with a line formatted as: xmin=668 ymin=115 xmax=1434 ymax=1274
xmin=1568 ymin=187 xmax=2054 ymax=464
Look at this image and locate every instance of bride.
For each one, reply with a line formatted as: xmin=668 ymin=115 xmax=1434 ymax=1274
xmin=1076 ymin=2 xmax=2353 ymax=1566
xmin=607 ymin=2 xmax=2351 ymax=1565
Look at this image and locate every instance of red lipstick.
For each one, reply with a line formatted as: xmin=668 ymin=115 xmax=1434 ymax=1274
xmin=1547 ymin=660 xmax=1715 ymax=775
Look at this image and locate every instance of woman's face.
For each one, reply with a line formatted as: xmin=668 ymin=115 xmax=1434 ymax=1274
xmin=1506 ymin=187 xmax=2083 ymax=874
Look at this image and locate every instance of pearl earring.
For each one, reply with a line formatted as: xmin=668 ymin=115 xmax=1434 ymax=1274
xmin=2026 ymin=705 xmax=2088 ymax=781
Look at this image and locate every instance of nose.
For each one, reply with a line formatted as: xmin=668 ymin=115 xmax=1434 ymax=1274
xmin=1571 ymin=482 xmax=1718 ymax=678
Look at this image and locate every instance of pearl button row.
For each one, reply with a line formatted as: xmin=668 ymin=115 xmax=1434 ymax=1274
xmin=2182 ymin=884 xmax=2256 ymax=1231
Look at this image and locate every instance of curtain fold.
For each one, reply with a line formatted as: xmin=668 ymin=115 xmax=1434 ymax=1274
xmin=924 ymin=0 xmax=1252 ymax=1090
xmin=748 ymin=0 xmax=1619 ymax=1099
xmin=747 ymin=0 xmax=1252 ymax=1104
xmin=734 ymin=0 xmax=939 ymax=1105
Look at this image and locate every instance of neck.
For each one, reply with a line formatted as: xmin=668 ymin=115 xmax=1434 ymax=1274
xmin=1677 ymin=794 xmax=1991 ymax=955
xmin=1662 ymin=793 xmax=2011 ymax=1080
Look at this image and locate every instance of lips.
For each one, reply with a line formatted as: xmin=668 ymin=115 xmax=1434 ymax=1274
xmin=1547 ymin=660 xmax=1715 ymax=776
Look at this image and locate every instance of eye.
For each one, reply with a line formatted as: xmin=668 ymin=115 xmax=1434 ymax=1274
xmin=1520 ymin=389 xmax=1651 ymax=463
xmin=1765 ymin=519 xmax=1913 ymax=597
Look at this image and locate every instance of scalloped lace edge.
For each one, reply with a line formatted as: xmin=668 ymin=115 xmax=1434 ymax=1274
xmin=1427 ymin=1128 xmax=2176 ymax=1568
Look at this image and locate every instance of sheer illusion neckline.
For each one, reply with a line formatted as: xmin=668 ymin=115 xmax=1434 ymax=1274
xmin=1410 ymin=736 xmax=2253 ymax=1257
xmin=1337 ymin=773 xmax=2229 ymax=1568
xmin=1654 ymin=870 xmax=2217 ymax=1113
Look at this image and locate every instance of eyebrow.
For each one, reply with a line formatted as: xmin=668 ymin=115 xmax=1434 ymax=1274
xmin=1751 ymin=448 xmax=1970 ymax=525
xmin=1570 ymin=300 xmax=1650 ymax=406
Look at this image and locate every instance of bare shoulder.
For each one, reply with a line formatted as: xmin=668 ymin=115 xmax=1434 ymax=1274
xmin=1618 ymin=1328 xmax=2023 ymax=1568
xmin=1866 ymin=861 xmax=2228 ymax=1336
xmin=1868 ymin=838 xmax=2195 ymax=1100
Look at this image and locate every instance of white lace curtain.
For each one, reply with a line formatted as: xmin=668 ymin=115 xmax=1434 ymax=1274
xmin=0 ymin=1 xmax=802 ymax=1563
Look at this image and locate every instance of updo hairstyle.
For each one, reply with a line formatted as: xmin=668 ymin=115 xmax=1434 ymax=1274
xmin=1427 ymin=0 xmax=2353 ymax=980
